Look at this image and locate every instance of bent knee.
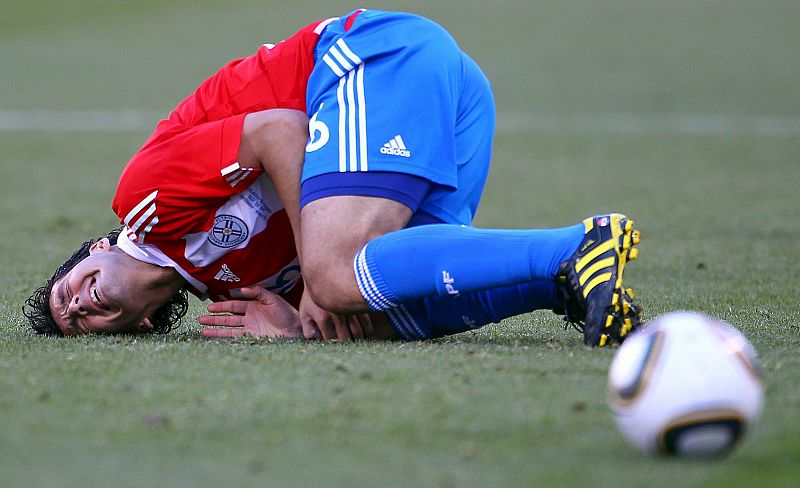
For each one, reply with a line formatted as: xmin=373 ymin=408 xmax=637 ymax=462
xmin=302 ymin=259 xmax=365 ymax=313
xmin=299 ymin=194 xmax=412 ymax=313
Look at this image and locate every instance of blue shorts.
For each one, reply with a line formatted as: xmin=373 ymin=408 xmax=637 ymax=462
xmin=302 ymin=10 xmax=496 ymax=225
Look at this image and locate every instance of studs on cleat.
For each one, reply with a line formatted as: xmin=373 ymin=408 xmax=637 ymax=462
xmin=628 ymin=248 xmax=639 ymax=261
xmin=626 ymin=288 xmax=636 ymax=299
xmin=624 ymin=220 xmax=634 ymax=232
xmin=599 ymin=334 xmax=609 ymax=347
xmin=605 ymin=315 xmax=614 ymax=328
xmin=622 ymin=301 xmax=631 ymax=314
xmin=632 ymin=230 xmax=641 ymax=245
xmin=621 ymin=319 xmax=633 ymax=336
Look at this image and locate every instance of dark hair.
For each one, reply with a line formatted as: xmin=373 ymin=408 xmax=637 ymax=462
xmin=23 ymin=227 xmax=189 ymax=336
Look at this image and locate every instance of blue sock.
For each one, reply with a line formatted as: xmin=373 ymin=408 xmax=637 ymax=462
xmin=355 ymin=223 xmax=584 ymax=311
xmin=387 ymin=280 xmax=559 ymax=340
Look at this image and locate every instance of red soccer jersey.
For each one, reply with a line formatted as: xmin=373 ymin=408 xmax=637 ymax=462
xmin=111 ymin=16 xmax=345 ymax=304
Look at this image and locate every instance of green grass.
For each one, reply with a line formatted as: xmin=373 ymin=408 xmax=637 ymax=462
xmin=1 ymin=1 xmax=799 ymax=487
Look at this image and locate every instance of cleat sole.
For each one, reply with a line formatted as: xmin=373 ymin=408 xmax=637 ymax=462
xmin=606 ymin=218 xmax=642 ymax=345
xmin=624 ymin=219 xmax=634 ymax=232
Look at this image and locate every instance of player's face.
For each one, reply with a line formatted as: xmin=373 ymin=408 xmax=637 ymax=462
xmin=48 ymin=240 xmax=157 ymax=335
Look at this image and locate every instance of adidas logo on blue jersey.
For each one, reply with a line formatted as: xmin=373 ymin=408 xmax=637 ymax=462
xmin=380 ymin=135 xmax=411 ymax=158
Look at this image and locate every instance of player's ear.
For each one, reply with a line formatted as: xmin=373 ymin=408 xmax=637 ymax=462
xmin=138 ymin=317 xmax=154 ymax=333
xmin=89 ymin=238 xmax=112 ymax=255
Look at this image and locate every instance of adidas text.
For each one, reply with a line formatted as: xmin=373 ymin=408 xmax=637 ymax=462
xmin=380 ymin=146 xmax=411 ymax=158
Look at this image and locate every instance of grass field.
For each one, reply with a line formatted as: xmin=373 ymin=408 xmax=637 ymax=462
xmin=1 ymin=1 xmax=799 ymax=487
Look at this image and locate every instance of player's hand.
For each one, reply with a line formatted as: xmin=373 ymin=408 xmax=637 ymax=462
xmin=198 ymin=286 xmax=303 ymax=339
xmin=299 ymin=291 xmax=374 ymax=341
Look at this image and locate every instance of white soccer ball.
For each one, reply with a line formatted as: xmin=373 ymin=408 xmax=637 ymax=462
xmin=607 ymin=310 xmax=764 ymax=457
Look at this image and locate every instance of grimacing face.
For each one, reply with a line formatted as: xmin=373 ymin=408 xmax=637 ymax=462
xmin=47 ymin=238 xmax=158 ymax=335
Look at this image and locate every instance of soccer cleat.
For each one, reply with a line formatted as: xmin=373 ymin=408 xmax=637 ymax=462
xmin=553 ymin=214 xmax=643 ymax=346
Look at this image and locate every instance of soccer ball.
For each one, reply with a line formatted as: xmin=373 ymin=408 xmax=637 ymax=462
xmin=607 ymin=311 xmax=764 ymax=457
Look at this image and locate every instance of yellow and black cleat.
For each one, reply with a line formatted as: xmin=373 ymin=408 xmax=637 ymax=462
xmin=553 ymin=214 xmax=643 ymax=347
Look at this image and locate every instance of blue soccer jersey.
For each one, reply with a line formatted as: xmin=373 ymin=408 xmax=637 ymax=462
xmin=301 ymin=10 xmax=496 ymax=225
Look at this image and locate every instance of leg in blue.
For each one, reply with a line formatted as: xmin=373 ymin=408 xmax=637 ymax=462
xmin=355 ymin=223 xmax=585 ymax=312
xmin=387 ymin=280 xmax=559 ymax=340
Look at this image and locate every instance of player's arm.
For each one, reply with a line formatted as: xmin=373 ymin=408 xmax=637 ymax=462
xmin=198 ymin=287 xmax=303 ymax=339
xmin=197 ymin=286 xmax=398 ymax=339
xmin=238 ymin=109 xmax=308 ymax=255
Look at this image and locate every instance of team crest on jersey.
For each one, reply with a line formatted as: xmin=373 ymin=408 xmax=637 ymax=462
xmin=208 ymin=215 xmax=249 ymax=248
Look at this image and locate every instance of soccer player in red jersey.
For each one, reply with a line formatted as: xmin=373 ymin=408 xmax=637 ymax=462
xmin=27 ymin=12 xmax=383 ymax=340
xmin=26 ymin=10 xmax=642 ymax=346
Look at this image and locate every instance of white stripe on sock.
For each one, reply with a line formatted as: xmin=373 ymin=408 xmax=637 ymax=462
xmin=354 ymin=247 xmax=396 ymax=311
